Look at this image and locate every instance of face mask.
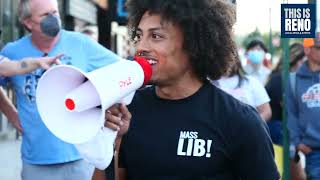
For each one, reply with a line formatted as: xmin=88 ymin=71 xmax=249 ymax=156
xmin=247 ymin=50 xmax=265 ymax=64
xmin=40 ymin=14 xmax=61 ymax=37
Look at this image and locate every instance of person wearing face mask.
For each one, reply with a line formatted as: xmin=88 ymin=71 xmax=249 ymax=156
xmin=0 ymin=0 xmax=131 ymax=180
xmin=244 ymin=39 xmax=271 ymax=85
xmin=215 ymin=59 xmax=272 ymax=122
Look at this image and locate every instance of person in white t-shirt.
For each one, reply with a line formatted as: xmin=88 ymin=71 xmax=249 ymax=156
xmin=216 ymin=59 xmax=272 ymax=121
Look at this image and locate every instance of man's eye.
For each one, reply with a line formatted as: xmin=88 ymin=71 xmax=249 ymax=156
xmin=152 ymin=34 xmax=162 ymax=39
xmin=133 ymin=34 xmax=141 ymax=42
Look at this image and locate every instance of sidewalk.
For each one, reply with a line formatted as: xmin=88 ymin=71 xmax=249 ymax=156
xmin=0 ymin=135 xmax=21 ymax=180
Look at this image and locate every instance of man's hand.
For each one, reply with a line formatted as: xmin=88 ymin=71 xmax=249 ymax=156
xmin=297 ymin=144 xmax=312 ymax=155
xmin=104 ymin=104 xmax=131 ymax=136
xmin=0 ymin=88 xmax=23 ymax=133
xmin=37 ymin=54 xmax=63 ymax=69
xmin=9 ymin=113 xmax=23 ymax=134
xmin=3 ymin=105 xmax=23 ymax=134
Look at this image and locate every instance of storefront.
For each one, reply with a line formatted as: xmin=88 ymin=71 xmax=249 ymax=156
xmin=0 ymin=0 xmax=21 ymax=46
xmin=63 ymin=0 xmax=97 ymax=31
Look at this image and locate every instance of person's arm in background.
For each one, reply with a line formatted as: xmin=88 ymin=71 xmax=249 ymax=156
xmin=250 ymin=76 xmax=272 ymax=121
xmin=0 ymin=54 xmax=62 ymax=77
xmin=256 ymin=103 xmax=272 ymax=121
xmin=0 ymin=87 xmax=22 ymax=133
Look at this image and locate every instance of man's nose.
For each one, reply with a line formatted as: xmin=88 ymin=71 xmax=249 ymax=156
xmin=135 ymin=38 xmax=151 ymax=54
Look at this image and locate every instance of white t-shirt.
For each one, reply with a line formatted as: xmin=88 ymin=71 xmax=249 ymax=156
xmin=216 ymin=75 xmax=270 ymax=108
xmin=244 ymin=64 xmax=271 ymax=85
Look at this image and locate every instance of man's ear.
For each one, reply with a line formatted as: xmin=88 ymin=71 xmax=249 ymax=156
xmin=22 ymin=18 xmax=32 ymax=32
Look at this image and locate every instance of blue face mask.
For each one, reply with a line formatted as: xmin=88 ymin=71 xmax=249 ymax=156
xmin=40 ymin=14 xmax=61 ymax=37
xmin=247 ymin=50 xmax=265 ymax=64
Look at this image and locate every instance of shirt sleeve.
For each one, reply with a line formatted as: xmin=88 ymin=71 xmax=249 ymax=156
xmin=231 ymin=106 xmax=279 ymax=180
xmin=0 ymin=55 xmax=5 ymax=62
xmin=0 ymin=54 xmax=7 ymax=75
xmin=0 ymin=51 xmax=10 ymax=85
xmin=81 ymin=36 xmax=120 ymax=72
xmin=249 ymin=76 xmax=270 ymax=107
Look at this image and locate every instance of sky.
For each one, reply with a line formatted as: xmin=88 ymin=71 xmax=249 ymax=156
xmin=234 ymin=0 xmax=310 ymax=35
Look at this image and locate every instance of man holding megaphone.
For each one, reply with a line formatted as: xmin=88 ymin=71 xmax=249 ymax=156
xmin=96 ymin=0 xmax=280 ymax=180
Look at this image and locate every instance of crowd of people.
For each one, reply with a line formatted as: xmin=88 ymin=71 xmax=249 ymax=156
xmin=1 ymin=0 xmax=319 ymax=180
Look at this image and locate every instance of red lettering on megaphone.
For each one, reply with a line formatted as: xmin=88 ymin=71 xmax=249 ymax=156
xmin=119 ymin=77 xmax=133 ymax=89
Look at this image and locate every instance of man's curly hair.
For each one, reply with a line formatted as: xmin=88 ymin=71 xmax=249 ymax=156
xmin=126 ymin=0 xmax=238 ymax=81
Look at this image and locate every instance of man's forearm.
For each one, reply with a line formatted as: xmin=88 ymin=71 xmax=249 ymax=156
xmin=0 ymin=58 xmax=40 ymax=76
xmin=16 ymin=58 xmax=41 ymax=74
xmin=257 ymin=103 xmax=272 ymax=121
xmin=0 ymin=88 xmax=18 ymax=122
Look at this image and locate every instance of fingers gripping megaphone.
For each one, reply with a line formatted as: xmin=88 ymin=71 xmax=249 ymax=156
xmin=36 ymin=57 xmax=152 ymax=169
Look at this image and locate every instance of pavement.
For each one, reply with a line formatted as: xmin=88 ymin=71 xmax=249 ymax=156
xmin=0 ymin=133 xmax=22 ymax=180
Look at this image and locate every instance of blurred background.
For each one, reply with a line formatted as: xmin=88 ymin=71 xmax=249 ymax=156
xmin=0 ymin=0 xmax=318 ymax=180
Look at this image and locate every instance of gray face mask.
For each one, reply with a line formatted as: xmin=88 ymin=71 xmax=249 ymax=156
xmin=40 ymin=14 xmax=61 ymax=37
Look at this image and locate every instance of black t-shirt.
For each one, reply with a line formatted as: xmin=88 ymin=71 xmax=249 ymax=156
xmin=265 ymin=72 xmax=283 ymax=121
xmin=119 ymin=81 xmax=279 ymax=180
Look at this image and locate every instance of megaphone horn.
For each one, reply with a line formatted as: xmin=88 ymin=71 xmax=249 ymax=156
xmin=36 ymin=57 xmax=152 ymax=169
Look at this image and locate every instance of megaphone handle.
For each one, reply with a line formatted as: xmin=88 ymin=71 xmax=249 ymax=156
xmin=102 ymin=127 xmax=118 ymax=147
xmin=120 ymin=91 xmax=136 ymax=105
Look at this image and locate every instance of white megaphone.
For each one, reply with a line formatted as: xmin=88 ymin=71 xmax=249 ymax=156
xmin=36 ymin=56 xmax=152 ymax=169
